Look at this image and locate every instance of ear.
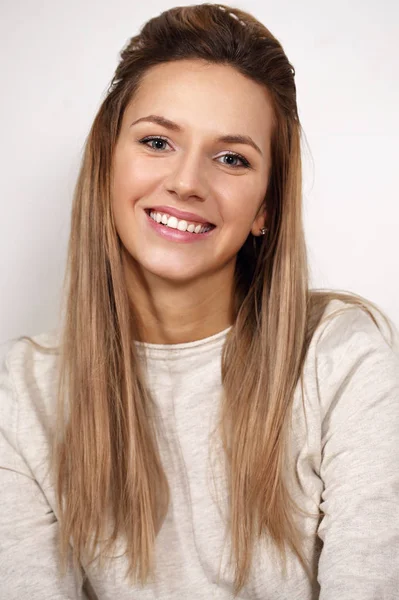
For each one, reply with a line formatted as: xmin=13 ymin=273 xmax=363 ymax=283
xmin=251 ymin=206 xmax=267 ymax=236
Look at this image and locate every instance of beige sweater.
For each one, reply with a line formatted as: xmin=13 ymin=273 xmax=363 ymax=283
xmin=1 ymin=298 xmax=399 ymax=599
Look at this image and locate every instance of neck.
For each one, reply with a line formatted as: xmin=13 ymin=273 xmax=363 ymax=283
xmin=123 ymin=256 xmax=236 ymax=345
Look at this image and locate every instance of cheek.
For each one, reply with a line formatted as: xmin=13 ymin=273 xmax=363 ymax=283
xmin=112 ymin=152 xmax=130 ymax=205
xmin=112 ymin=152 xmax=158 ymax=207
xmin=219 ymin=185 xmax=264 ymax=230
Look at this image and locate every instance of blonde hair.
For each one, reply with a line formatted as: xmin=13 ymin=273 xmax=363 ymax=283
xmin=18 ymin=3 xmax=395 ymax=596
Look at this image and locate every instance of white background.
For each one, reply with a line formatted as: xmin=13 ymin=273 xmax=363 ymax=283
xmin=1 ymin=0 xmax=398 ymax=354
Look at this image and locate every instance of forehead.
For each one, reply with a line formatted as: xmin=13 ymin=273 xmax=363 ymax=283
xmin=123 ymin=59 xmax=275 ymax=151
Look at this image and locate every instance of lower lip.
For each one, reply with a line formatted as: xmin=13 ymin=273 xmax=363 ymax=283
xmin=144 ymin=211 xmax=215 ymax=243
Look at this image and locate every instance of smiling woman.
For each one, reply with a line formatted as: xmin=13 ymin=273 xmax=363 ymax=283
xmin=111 ymin=59 xmax=273 ymax=310
xmin=1 ymin=3 xmax=398 ymax=600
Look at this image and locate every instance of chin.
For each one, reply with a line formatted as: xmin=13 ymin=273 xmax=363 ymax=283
xmin=144 ymin=264 xmax=204 ymax=285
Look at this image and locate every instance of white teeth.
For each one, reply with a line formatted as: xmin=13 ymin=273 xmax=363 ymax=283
xmin=148 ymin=210 xmax=212 ymax=234
xmin=177 ymin=220 xmax=188 ymax=231
xmin=167 ymin=216 xmax=178 ymax=229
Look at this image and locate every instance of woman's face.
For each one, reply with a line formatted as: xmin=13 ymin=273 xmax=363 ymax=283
xmin=111 ymin=59 xmax=274 ymax=286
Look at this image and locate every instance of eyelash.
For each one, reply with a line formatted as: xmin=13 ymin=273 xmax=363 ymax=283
xmin=138 ymin=135 xmax=252 ymax=169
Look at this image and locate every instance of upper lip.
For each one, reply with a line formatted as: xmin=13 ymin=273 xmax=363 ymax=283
xmin=145 ymin=205 xmax=214 ymax=225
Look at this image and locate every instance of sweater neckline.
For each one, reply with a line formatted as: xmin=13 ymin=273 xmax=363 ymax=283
xmin=134 ymin=325 xmax=232 ymax=360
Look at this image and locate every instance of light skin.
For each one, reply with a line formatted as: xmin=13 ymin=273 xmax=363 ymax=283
xmin=111 ymin=59 xmax=274 ymax=344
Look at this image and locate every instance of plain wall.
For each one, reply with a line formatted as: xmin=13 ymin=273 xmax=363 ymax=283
xmin=1 ymin=0 xmax=398 ymax=356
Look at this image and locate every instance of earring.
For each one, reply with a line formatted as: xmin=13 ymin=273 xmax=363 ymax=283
xmin=260 ymin=227 xmax=268 ymax=235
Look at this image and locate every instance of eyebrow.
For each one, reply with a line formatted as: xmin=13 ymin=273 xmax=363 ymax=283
xmin=130 ymin=114 xmax=263 ymax=156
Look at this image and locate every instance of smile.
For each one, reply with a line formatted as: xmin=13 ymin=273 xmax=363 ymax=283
xmin=144 ymin=209 xmax=216 ymax=243
xmin=145 ymin=209 xmax=215 ymax=233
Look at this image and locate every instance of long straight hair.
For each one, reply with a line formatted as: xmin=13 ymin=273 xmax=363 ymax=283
xmin=20 ymin=3 xmax=395 ymax=596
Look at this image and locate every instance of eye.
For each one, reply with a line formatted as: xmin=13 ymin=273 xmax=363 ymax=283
xmin=138 ymin=136 xmax=252 ymax=169
xmin=139 ymin=135 xmax=171 ymax=151
xmin=218 ymin=152 xmax=251 ymax=169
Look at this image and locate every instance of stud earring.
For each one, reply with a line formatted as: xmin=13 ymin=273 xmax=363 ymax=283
xmin=260 ymin=227 xmax=268 ymax=235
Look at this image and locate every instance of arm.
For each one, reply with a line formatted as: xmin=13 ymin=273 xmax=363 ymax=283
xmin=0 ymin=346 xmax=89 ymax=600
xmin=316 ymin=307 xmax=399 ymax=598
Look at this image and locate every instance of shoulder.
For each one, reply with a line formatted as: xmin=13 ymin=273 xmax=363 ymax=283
xmin=1 ymin=329 xmax=60 ymax=414
xmin=307 ymin=298 xmax=399 ymax=424
xmin=2 ymin=329 xmax=60 ymax=368
xmin=0 ymin=331 xmax=62 ymax=495
xmin=312 ymin=297 xmax=398 ymax=359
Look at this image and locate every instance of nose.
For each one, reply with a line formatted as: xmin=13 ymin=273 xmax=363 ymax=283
xmin=164 ymin=147 xmax=208 ymax=203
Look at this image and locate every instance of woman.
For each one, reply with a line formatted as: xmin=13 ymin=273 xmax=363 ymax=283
xmin=1 ymin=3 xmax=398 ymax=599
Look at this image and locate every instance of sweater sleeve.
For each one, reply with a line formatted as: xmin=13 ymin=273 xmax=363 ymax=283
xmin=315 ymin=307 xmax=399 ymax=599
xmin=0 ymin=346 xmax=88 ymax=600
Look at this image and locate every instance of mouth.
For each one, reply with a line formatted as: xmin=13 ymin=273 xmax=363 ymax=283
xmin=144 ymin=208 xmax=216 ymax=234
